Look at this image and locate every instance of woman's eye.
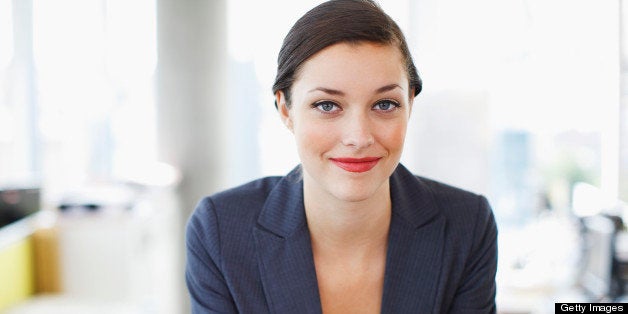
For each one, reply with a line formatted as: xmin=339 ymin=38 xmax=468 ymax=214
xmin=314 ymin=101 xmax=340 ymax=113
xmin=373 ymin=100 xmax=400 ymax=112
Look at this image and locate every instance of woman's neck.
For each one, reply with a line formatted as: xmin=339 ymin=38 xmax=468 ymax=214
xmin=303 ymin=175 xmax=392 ymax=254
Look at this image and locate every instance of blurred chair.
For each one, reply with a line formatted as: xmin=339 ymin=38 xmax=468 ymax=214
xmin=578 ymin=214 xmax=623 ymax=301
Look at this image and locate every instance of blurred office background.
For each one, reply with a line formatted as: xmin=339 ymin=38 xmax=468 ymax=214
xmin=0 ymin=0 xmax=627 ymax=313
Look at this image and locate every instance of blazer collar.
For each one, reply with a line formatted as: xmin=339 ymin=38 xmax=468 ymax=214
xmin=383 ymin=164 xmax=446 ymax=313
xmin=256 ymin=164 xmax=439 ymax=235
xmin=389 ymin=163 xmax=441 ymax=228
xmin=256 ymin=166 xmax=306 ymax=238
xmin=254 ymin=166 xmax=322 ymax=313
xmin=254 ymin=164 xmax=445 ymax=313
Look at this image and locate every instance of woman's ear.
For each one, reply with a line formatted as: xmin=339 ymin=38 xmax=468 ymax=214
xmin=275 ymin=91 xmax=293 ymax=132
xmin=407 ymin=89 xmax=415 ymax=117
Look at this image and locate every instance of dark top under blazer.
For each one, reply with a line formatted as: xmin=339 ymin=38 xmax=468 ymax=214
xmin=185 ymin=164 xmax=497 ymax=314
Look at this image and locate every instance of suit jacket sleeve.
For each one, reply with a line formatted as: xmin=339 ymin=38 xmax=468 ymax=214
xmin=448 ymin=195 xmax=498 ymax=314
xmin=186 ymin=197 xmax=238 ymax=314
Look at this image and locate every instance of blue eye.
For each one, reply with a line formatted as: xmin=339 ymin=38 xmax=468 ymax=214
xmin=373 ymin=100 xmax=399 ymax=111
xmin=314 ymin=101 xmax=340 ymax=113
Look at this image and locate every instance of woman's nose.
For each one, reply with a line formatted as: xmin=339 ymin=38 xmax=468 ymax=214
xmin=341 ymin=113 xmax=375 ymax=149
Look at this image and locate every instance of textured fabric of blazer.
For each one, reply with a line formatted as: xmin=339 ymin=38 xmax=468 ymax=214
xmin=185 ymin=164 xmax=497 ymax=314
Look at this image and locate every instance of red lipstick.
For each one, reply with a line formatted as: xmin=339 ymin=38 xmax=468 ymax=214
xmin=330 ymin=157 xmax=381 ymax=173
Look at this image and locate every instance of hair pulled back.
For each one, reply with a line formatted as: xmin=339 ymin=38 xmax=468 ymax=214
xmin=272 ymin=0 xmax=422 ymax=108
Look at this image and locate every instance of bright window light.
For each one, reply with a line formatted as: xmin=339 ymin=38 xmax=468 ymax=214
xmin=0 ymin=0 xmax=12 ymax=70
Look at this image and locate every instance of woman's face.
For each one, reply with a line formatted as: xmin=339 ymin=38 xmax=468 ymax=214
xmin=277 ymin=42 xmax=413 ymax=203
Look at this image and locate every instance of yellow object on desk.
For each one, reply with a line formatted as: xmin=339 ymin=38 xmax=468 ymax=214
xmin=0 ymin=236 xmax=35 ymax=311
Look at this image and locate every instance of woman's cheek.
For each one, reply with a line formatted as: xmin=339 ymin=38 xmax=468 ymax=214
xmin=378 ymin=120 xmax=407 ymax=150
xmin=295 ymin=121 xmax=334 ymax=156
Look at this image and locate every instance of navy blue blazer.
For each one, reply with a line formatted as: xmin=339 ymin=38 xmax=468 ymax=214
xmin=186 ymin=164 xmax=497 ymax=313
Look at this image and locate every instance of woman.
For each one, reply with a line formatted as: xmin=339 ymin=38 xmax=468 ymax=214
xmin=185 ymin=0 xmax=497 ymax=313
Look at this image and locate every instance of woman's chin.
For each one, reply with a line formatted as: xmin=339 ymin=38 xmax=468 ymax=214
xmin=327 ymin=181 xmax=386 ymax=204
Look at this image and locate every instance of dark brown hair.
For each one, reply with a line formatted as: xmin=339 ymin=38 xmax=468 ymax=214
xmin=272 ymin=0 xmax=422 ymax=108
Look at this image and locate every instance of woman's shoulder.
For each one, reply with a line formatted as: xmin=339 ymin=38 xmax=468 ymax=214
xmin=391 ymin=165 xmax=495 ymax=236
xmin=415 ymin=175 xmax=478 ymax=199
xmin=185 ymin=175 xmax=291 ymax=254
xmin=418 ymin=178 xmax=497 ymax=253
xmin=394 ymin=164 xmax=487 ymax=209
xmin=192 ymin=175 xmax=284 ymax=218
xmin=214 ymin=176 xmax=284 ymax=203
xmin=418 ymin=175 xmax=493 ymax=220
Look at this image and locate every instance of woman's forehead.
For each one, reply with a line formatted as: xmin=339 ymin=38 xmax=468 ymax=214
xmin=294 ymin=42 xmax=408 ymax=90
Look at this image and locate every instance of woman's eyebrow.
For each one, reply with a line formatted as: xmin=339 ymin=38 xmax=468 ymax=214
xmin=375 ymin=84 xmax=402 ymax=93
xmin=308 ymin=84 xmax=402 ymax=95
xmin=308 ymin=87 xmax=345 ymax=96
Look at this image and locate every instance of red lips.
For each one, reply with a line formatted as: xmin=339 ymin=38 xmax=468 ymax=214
xmin=329 ymin=157 xmax=381 ymax=173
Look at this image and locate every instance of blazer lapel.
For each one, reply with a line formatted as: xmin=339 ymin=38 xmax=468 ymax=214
xmin=254 ymin=167 xmax=322 ymax=314
xmin=381 ymin=165 xmax=446 ymax=314
xmin=253 ymin=164 xmax=445 ymax=313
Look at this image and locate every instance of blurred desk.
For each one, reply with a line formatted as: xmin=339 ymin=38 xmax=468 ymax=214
xmin=497 ymin=213 xmax=628 ymax=314
xmin=496 ymin=215 xmax=583 ymax=314
xmin=498 ymin=287 xmax=589 ymax=314
xmin=0 ymin=184 xmax=181 ymax=314
xmin=5 ymin=295 xmax=144 ymax=314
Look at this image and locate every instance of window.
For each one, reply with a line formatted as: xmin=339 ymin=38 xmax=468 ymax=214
xmin=0 ymin=0 xmax=158 ymax=203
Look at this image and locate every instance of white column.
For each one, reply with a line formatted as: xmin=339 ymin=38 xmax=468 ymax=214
xmin=155 ymin=0 xmax=227 ymax=312
xmin=156 ymin=0 xmax=228 ymax=214
xmin=621 ymin=0 xmax=628 ymax=201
